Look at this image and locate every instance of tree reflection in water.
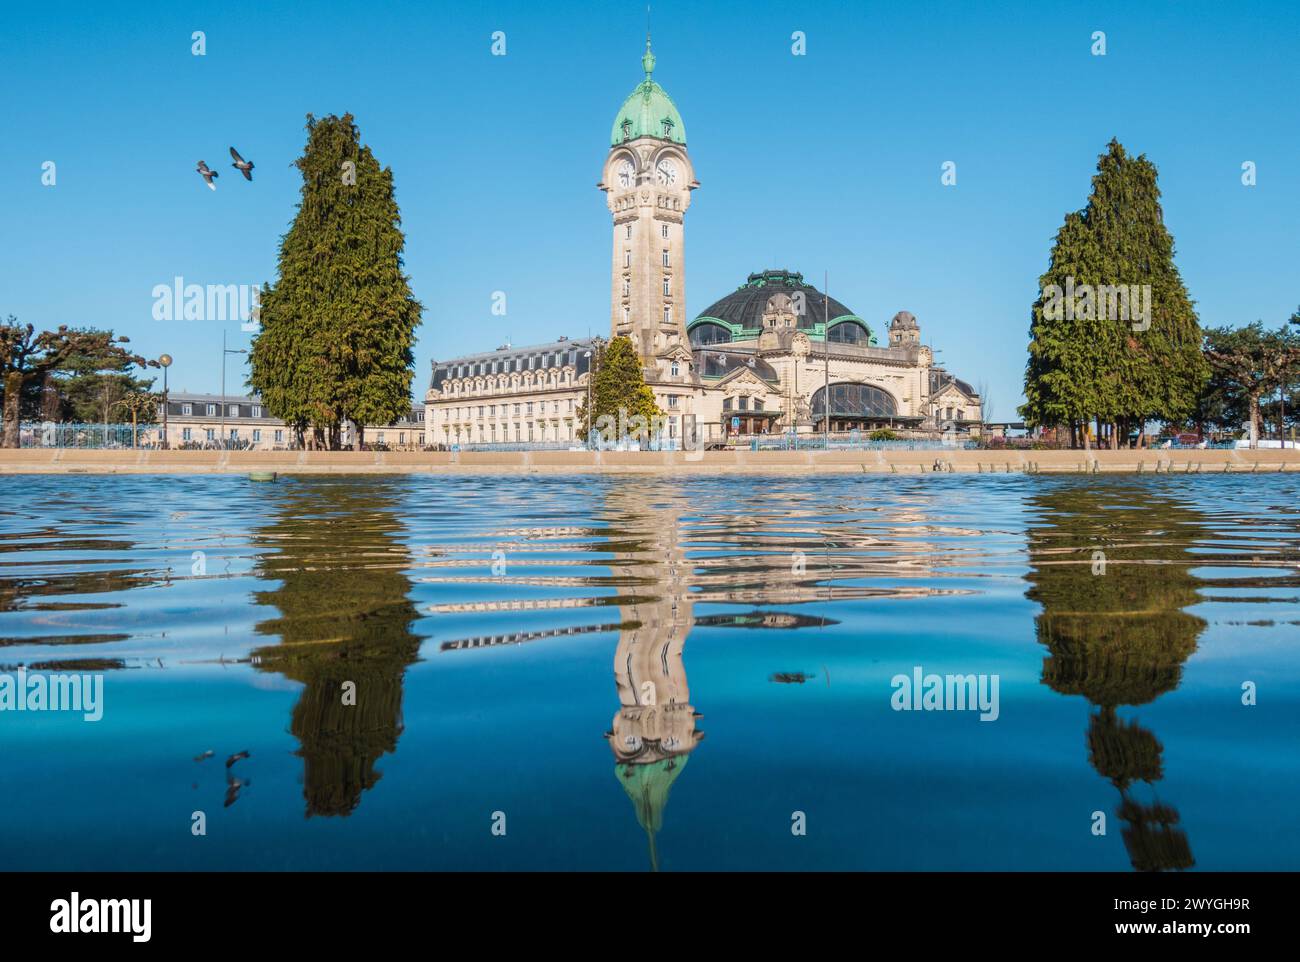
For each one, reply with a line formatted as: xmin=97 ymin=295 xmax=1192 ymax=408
xmin=1027 ymin=485 xmax=1203 ymax=871
xmin=250 ymin=479 xmax=421 ymax=818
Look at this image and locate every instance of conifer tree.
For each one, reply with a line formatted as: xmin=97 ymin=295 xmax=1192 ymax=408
xmin=577 ymin=336 xmax=661 ymax=445
xmin=251 ymin=114 xmax=421 ymax=449
xmin=1021 ymin=140 xmax=1207 ymax=447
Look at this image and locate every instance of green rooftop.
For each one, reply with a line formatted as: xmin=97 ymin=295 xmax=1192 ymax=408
xmin=610 ymin=41 xmax=687 ymax=147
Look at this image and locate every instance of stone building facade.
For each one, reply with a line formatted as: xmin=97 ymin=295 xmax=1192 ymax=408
xmin=425 ymin=41 xmax=982 ymax=447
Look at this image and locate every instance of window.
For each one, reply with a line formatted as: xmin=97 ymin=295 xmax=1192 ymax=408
xmin=663 ymin=306 xmax=671 ymax=324
xmin=661 ymin=223 xmax=669 ymax=238
xmin=663 ymin=278 xmax=670 ymax=297
xmin=252 ymin=405 xmax=262 ymax=418
xmin=624 ymin=250 xmax=631 ymax=268
xmin=489 ymin=404 xmax=495 ymax=416
xmin=526 ymin=402 xmax=534 ymax=414
xmin=662 ymin=249 xmax=670 ymax=267
xmin=182 ymin=428 xmax=192 ymax=441
xmin=739 ymin=397 xmax=749 ymax=411
xmin=205 ymin=428 xmax=215 ymax=440
xmin=206 ymin=404 xmax=217 ymax=416
xmin=622 ymin=278 xmax=630 ymax=297
xmin=723 ymin=397 xmax=733 ymax=411
xmin=478 ymin=406 xmax=484 ymax=417
xmin=670 ymin=362 xmax=679 ymax=377
xmin=668 ymin=395 xmax=679 ymax=409
xmin=252 ymin=429 xmax=261 ymax=443
xmin=567 ymin=399 xmax=574 ymax=412
xmin=230 ymin=428 xmax=239 ymax=439
xmin=275 ymin=430 xmax=284 ymax=443
xmin=623 ymin=307 xmax=630 ymax=323
xmin=625 ymin=224 xmax=632 ymax=239
xmin=182 ymin=403 xmax=193 ymax=416
xmin=227 ymin=404 xmax=239 ymax=417
xmin=754 ymin=397 xmax=764 ymax=412
xmin=419 ymin=433 xmax=425 ymax=445
xmin=514 ymin=403 xmax=521 ymax=416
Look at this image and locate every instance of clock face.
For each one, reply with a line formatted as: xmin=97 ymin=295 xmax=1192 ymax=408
xmin=617 ymin=161 xmax=634 ymax=188
xmin=655 ymin=159 xmax=677 ymax=186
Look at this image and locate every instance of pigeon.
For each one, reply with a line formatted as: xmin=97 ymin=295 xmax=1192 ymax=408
xmin=225 ymin=750 xmax=250 ymax=769
xmin=229 ymin=146 xmax=254 ymax=181
xmin=196 ymin=160 xmax=219 ymax=190
xmin=193 ymin=750 xmax=214 ymax=763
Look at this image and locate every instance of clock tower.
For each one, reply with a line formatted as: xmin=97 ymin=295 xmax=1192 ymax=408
xmin=599 ymin=39 xmax=698 ymax=368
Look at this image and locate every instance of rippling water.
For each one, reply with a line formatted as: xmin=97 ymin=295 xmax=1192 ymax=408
xmin=2 ymin=474 xmax=1298 ymax=871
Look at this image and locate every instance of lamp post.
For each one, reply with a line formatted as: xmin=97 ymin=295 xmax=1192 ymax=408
xmin=158 ymin=354 xmax=172 ymax=449
xmin=823 ymin=271 xmax=830 ymax=451
xmin=584 ymin=340 xmax=604 ymax=450
xmin=220 ymin=330 xmax=248 ymax=450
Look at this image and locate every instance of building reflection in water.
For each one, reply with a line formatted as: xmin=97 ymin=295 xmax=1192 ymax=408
xmin=600 ymin=486 xmax=703 ymax=872
xmin=1026 ymin=486 xmax=1204 ymax=871
xmin=431 ymin=481 xmax=978 ymax=869
xmin=250 ymin=480 xmax=421 ymax=818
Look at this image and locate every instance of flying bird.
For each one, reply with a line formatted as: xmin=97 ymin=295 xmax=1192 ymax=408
xmin=196 ymin=160 xmax=219 ymax=190
xmin=229 ymin=146 xmax=254 ymax=181
xmin=193 ymin=750 xmax=214 ymax=763
xmin=225 ymin=750 xmax=250 ymax=769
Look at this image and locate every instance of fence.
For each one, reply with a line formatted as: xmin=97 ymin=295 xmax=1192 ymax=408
xmin=18 ymin=422 xmax=159 ymax=449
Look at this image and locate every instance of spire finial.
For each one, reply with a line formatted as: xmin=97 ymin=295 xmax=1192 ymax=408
xmin=642 ymin=4 xmax=655 ymax=79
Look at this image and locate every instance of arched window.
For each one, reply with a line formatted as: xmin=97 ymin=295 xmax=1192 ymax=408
xmin=688 ymin=322 xmax=732 ymax=347
xmin=810 ymin=382 xmax=898 ymax=420
xmin=827 ymin=320 xmax=871 ymax=344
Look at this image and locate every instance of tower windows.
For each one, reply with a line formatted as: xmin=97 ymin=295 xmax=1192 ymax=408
xmin=623 ymin=306 xmax=630 ymax=323
xmin=661 ymin=223 xmax=669 ymax=239
xmin=662 ymin=249 xmax=670 ymax=267
xmin=625 ymin=224 xmax=632 ymax=239
xmin=662 ymin=277 xmax=670 ymax=297
xmin=624 ymin=250 xmax=631 ymax=268
xmin=663 ymin=306 xmax=671 ymax=324
xmin=622 ymin=278 xmax=630 ymax=297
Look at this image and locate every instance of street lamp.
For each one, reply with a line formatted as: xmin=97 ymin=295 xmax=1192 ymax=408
xmin=583 ymin=348 xmax=594 ymax=450
xmin=220 ymin=330 xmax=248 ymax=450
xmin=158 ymin=353 xmax=172 ymax=449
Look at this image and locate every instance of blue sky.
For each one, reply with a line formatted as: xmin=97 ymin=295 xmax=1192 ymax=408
xmin=3 ymin=0 xmax=1296 ymax=419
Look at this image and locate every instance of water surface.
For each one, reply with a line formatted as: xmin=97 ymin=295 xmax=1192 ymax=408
xmin=2 ymin=473 xmax=1297 ymax=871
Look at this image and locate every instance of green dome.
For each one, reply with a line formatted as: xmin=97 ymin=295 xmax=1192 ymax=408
xmin=609 ymin=43 xmax=687 ymax=147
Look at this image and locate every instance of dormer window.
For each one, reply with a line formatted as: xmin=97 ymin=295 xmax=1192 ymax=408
xmin=621 ymin=119 xmax=632 ymax=141
xmin=661 ymin=118 xmax=674 ymax=139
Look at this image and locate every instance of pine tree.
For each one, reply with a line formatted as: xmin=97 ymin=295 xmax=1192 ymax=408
xmin=251 ymin=114 xmax=421 ymax=449
xmin=577 ymin=336 xmax=661 ymax=445
xmin=1021 ymin=140 xmax=1207 ymax=447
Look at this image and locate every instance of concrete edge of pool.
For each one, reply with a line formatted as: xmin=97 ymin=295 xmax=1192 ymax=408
xmin=2 ymin=448 xmax=1299 ymax=475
